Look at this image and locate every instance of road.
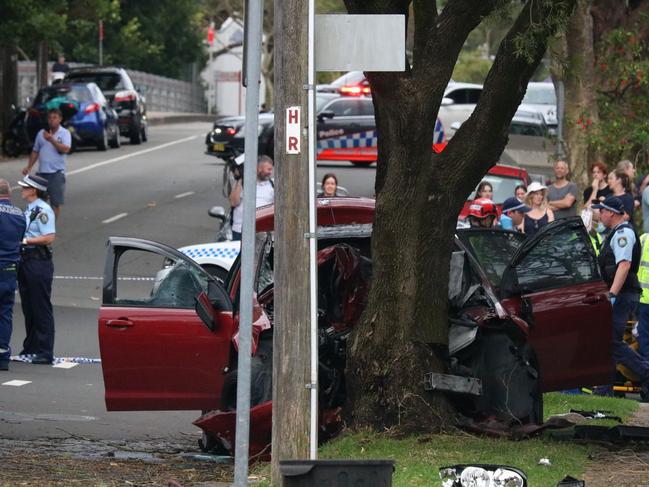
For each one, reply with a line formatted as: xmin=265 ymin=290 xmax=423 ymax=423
xmin=0 ymin=122 xmax=376 ymax=449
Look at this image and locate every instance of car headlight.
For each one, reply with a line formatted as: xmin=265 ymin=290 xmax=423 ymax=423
xmin=439 ymin=465 xmax=526 ymax=487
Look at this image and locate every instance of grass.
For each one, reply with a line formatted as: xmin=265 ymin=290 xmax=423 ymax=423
xmin=253 ymin=392 xmax=639 ymax=487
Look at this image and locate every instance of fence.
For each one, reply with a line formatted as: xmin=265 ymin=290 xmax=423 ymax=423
xmin=16 ymin=61 xmax=206 ymax=113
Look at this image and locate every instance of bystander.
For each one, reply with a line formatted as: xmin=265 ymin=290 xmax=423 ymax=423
xmin=230 ymin=155 xmax=275 ymax=241
xmin=547 ymin=160 xmax=578 ymax=219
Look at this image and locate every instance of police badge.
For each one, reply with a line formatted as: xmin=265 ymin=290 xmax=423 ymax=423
xmin=39 ymin=213 xmax=49 ymax=224
xmin=617 ymin=236 xmax=627 ymax=248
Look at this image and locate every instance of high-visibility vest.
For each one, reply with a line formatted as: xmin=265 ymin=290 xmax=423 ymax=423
xmin=639 ymin=233 xmax=649 ymax=304
xmin=590 ymin=232 xmax=603 ymax=256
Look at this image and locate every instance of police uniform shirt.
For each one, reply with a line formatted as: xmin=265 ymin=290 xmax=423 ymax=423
xmin=0 ymin=199 xmax=27 ymax=267
xmin=610 ymin=223 xmax=636 ymax=264
xmin=24 ymin=199 xmax=56 ymax=239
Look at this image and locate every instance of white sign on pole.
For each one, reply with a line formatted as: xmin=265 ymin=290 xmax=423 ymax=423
xmin=286 ymin=106 xmax=301 ymax=154
xmin=315 ymin=15 xmax=405 ymax=72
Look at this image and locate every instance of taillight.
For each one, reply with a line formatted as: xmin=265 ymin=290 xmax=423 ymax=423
xmin=226 ymin=127 xmax=237 ymax=136
xmin=84 ymin=103 xmax=100 ymax=114
xmin=114 ymin=90 xmax=137 ymax=102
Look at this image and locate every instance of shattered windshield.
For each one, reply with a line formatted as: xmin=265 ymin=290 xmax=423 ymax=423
xmin=457 ymin=230 xmax=524 ymax=287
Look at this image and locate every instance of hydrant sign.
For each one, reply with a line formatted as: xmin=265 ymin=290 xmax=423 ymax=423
xmin=286 ymin=106 xmax=301 ymax=154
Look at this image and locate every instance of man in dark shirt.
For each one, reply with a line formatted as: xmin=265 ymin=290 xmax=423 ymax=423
xmin=52 ymin=54 xmax=69 ymax=73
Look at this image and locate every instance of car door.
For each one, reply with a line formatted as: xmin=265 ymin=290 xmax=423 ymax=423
xmin=499 ymin=218 xmax=612 ymax=391
xmin=98 ymin=237 xmax=235 ymax=411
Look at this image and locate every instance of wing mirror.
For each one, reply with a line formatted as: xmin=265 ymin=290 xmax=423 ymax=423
xmin=317 ymin=110 xmax=335 ymax=121
xmin=439 ymin=464 xmax=527 ymax=486
xmin=208 ymin=206 xmax=227 ymax=230
xmin=441 ymin=97 xmax=454 ymax=106
xmin=450 ymin=121 xmax=462 ymax=131
xmin=195 ymin=291 xmax=217 ymax=331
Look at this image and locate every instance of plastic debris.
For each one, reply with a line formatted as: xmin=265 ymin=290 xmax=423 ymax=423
xmin=538 ymin=458 xmax=551 ymax=466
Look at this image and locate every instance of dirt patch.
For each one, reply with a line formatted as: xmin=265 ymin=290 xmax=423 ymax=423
xmin=0 ymin=437 xmax=239 ymax=487
xmin=582 ymin=403 xmax=649 ymax=487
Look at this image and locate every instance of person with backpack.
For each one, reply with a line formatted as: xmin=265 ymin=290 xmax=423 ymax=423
xmin=229 ymin=155 xmax=275 ymax=241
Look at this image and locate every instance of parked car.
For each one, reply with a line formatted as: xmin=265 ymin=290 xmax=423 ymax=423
xmin=64 ymin=66 xmax=147 ymax=144
xmin=518 ymin=82 xmax=557 ymax=130
xmin=205 ymin=94 xmax=446 ymax=165
xmin=98 ymin=198 xmax=612 ymax=457
xmin=26 ymin=83 xmax=120 ymax=151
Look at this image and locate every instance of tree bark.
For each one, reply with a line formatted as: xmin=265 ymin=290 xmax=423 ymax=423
xmin=0 ymin=46 xmax=18 ymax=140
xmin=36 ymin=40 xmax=49 ymax=89
xmin=343 ymin=0 xmax=576 ymax=431
xmin=563 ymin=0 xmax=600 ymax=188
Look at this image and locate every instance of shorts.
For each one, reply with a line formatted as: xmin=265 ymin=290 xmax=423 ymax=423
xmin=37 ymin=172 xmax=65 ymax=207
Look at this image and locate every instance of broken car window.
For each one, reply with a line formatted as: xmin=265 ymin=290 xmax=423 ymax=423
xmin=459 ymin=230 xmax=524 ymax=287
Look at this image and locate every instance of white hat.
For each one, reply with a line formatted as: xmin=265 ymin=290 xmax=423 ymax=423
xmin=526 ymin=181 xmax=547 ymax=195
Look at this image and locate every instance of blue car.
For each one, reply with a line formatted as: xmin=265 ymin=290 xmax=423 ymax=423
xmin=27 ymin=82 xmax=120 ymax=151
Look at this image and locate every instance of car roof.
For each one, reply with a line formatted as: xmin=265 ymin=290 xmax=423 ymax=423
xmin=66 ymin=66 xmax=127 ymax=74
xmin=39 ymin=82 xmax=91 ymax=93
xmin=255 ymin=197 xmax=376 ymax=232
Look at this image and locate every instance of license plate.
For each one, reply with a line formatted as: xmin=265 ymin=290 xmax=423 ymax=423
xmin=213 ymin=143 xmax=225 ymax=152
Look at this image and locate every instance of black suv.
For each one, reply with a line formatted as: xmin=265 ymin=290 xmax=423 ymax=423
xmin=64 ymin=67 xmax=147 ymax=144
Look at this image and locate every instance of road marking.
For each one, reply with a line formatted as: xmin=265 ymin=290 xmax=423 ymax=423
xmin=53 ymin=275 xmax=154 ymax=281
xmin=102 ymin=212 xmax=128 ymax=224
xmin=2 ymin=380 xmax=31 ymax=387
xmin=174 ymin=191 xmax=195 ymax=199
xmin=11 ymin=135 xmax=200 ymax=190
xmin=52 ymin=362 xmax=78 ymax=369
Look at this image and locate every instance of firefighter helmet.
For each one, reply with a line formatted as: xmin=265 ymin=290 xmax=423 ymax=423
xmin=468 ymin=198 xmax=498 ymax=219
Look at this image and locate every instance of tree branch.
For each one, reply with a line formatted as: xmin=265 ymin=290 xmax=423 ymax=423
xmin=445 ymin=0 xmax=576 ymax=189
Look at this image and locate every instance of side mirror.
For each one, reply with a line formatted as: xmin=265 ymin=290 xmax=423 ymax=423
xmin=195 ymin=291 xmax=217 ymax=331
xmin=318 ymin=110 xmax=335 ymax=121
xmin=450 ymin=121 xmax=462 ymax=131
xmin=441 ymin=97 xmax=454 ymax=106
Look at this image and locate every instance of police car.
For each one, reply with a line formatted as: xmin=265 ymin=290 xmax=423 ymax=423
xmin=205 ymin=94 xmax=446 ymax=166
xmin=177 ymin=240 xmax=239 ymax=282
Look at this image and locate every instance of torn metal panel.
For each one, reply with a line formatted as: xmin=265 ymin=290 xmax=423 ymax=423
xmin=448 ymin=322 xmax=478 ymax=355
xmin=423 ymin=372 xmax=482 ymax=396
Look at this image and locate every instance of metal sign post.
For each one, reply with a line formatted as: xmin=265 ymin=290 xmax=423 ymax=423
xmin=234 ymin=0 xmax=264 ymax=485
xmin=304 ymin=12 xmax=406 ymax=460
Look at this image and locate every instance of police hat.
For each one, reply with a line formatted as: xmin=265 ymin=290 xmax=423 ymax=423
xmin=592 ymin=195 xmax=625 ymax=214
xmin=502 ymin=197 xmax=531 ymax=214
xmin=18 ymin=174 xmax=48 ymax=192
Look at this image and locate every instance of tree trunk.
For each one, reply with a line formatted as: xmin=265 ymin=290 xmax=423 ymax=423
xmin=344 ymin=0 xmax=576 ymax=432
xmin=563 ymin=0 xmax=600 ymax=188
xmin=0 ymin=46 xmax=18 ymax=140
xmin=36 ymin=40 xmax=48 ymax=89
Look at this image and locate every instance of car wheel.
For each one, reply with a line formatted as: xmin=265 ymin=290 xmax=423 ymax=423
xmin=468 ymin=331 xmax=542 ymax=425
xmin=97 ymin=128 xmax=108 ymax=151
xmin=201 ymin=264 xmax=229 ymax=283
xmin=2 ymin=137 xmax=21 ymax=157
xmin=108 ymin=127 xmax=121 ymax=148
xmin=130 ymin=124 xmax=142 ymax=145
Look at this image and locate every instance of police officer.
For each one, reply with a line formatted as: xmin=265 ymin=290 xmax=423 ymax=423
xmin=637 ymin=231 xmax=649 ymax=359
xmin=17 ymin=175 xmax=56 ymax=364
xmin=593 ymin=195 xmax=649 ymax=388
xmin=0 ymin=179 xmax=27 ymax=371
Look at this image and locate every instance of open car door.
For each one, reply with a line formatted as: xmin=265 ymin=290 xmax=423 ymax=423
xmin=98 ymin=237 xmax=235 ymax=411
xmin=500 ymin=218 xmax=612 ymax=391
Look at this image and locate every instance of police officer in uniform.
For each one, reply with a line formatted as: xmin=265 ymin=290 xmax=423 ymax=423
xmin=0 ymin=179 xmax=27 ymax=371
xmin=593 ymin=196 xmax=649 ymax=388
xmin=17 ymin=175 xmax=56 ymax=364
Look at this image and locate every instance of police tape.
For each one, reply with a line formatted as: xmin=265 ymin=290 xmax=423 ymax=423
xmin=11 ymin=354 xmax=101 ymax=364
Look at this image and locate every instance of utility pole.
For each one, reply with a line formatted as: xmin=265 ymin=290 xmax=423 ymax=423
xmin=271 ymin=0 xmax=311 ymax=485
xmin=36 ymin=41 xmax=48 ymax=89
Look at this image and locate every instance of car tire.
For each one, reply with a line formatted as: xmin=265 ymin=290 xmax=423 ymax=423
xmin=97 ymin=128 xmax=108 ymax=151
xmin=201 ymin=264 xmax=229 ymax=283
xmin=130 ymin=124 xmax=142 ymax=145
xmin=108 ymin=127 xmax=121 ymax=148
xmin=468 ymin=331 xmax=542 ymax=425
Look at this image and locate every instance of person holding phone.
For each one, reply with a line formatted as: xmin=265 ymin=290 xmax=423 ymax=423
xmin=22 ymin=108 xmax=71 ymax=220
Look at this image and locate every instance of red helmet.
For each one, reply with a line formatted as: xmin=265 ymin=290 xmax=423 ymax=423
xmin=468 ymin=198 xmax=497 ymax=219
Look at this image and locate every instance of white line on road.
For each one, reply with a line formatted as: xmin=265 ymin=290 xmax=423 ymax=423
xmin=102 ymin=212 xmax=128 ymax=224
xmin=67 ymin=135 xmax=199 ymax=176
xmin=174 ymin=191 xmax=195 ymax=199
xmin=11 ymin=135 xmax=200 ymax=190
xmin=2 ymin=380 xmax=31 ymax=387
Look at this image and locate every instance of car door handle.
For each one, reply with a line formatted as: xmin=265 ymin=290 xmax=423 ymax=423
xmin=105 ymin=319 xmax=134 ymax=328
xmin=582 ymin=294 xmax=603 ymax=305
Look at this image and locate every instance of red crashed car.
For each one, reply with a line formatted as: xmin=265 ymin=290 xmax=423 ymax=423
xmin=98 ymin=198 xmax=612 ymax=457
xmin=458 ymin=164 xmax=529 ymax=220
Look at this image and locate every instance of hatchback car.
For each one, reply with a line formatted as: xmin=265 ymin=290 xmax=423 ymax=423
xmin=27 ymin=82 xmax=120 ymax=151
xmin=98 ymin=198 xmax=612 ymax=457
xmin=64 ymin=66 xmax=147 ymax=144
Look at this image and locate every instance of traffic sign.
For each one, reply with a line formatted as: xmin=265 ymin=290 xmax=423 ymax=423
xmin=286 ymin=106 xmax=301 ymax=154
